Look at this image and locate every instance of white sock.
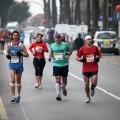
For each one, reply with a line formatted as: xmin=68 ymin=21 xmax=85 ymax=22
xmin=55 ymin=83 xmax=61 ymax=95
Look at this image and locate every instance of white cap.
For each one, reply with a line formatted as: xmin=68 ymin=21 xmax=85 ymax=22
xmin=85 ymin=35 xmax=92 ymax=40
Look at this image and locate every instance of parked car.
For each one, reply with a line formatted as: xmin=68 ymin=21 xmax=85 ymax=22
xmin=93 ymin=28 xmax=120 ymax=55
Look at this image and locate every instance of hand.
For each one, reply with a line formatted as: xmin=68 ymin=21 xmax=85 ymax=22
xmin=48 ymin=57 xmax=51 ymax=62
xmin=79 ymin=58 xmax=85 ymax=62
xmin=17 ymin=51 xmax=23 ymax=56
xmin=6 ymin=55 xmax=11 ymax=59
xmin=95 ymin=57 xmax=100 ymax=62
xmin=33 ymin=52 xmax=36 ymax=56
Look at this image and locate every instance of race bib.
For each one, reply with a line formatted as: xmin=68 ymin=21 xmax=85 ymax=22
xmin=55 ymin=53 xmax=63 ymax=60
xmin=86 ymin=54 xmax=94 ymax=62
xmin=35 ymin=46 xmax=42 ymax=52
xmin=11 ymin=56 xmax=19 ymax=63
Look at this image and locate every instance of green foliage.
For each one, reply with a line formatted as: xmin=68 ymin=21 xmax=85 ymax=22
xmin=0 ymin=0 xmax=14 ymax=27
xmin=8 ymin=2 xmax=31 ymax=24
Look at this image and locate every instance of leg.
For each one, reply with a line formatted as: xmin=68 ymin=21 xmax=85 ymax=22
xmin=16 ymin=73 xmax=22 ymax=96
xmin=83 ymin=75 xmax=90 ymax=97
xmin=33 ymin=58 xmax=40 ymax=87
xmin=55 ymin=76 xmax=62 ymax=101
xmin=9 ymin=70 xmax=16 ymax=103
xmin=90 ymin=74 xmax=98 ymax=96
xmin=9 ymin=70 xmax=16 ymax=97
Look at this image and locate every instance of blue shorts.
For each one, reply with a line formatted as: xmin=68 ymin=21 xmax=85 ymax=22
xmin=53 ymin=66 xmax=69 ymax=77
xmin=82 ymin=71 xmax=98 ymax=78
xmin=9 ymin=65 xmax=24 ymax=73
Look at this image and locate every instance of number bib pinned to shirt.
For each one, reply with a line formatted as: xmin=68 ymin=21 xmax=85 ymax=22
xmin=86 ymin=54 xmax=94 ymax=62
xmin=55 ymin=53 xmax=63 ymax=60
xmin=35 ymin=46 xmax=42 ymax=52
xmin=11 ymin=56 xmax=19 ymax=63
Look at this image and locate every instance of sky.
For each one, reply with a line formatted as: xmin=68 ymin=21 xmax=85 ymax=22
xmin=15 ymin=0 xmax=60 ymax=16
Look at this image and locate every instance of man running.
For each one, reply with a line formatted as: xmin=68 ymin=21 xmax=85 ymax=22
xmin=49 ymin=34 xmax=73 ymax=101
xmin=76 ymin=35 xmax=101 ymax=103
xmin=6 ymin=31 xmax=29 ymax=103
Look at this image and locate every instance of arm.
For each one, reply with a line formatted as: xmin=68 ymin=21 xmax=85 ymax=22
xmin=21 ymin=44 xmax=29 ymax=57
xmin=6 ymin=44 xmax=10 ymax=55
xmin=42 ymin=43 xmax=49 ymax=52
xmin=28 ymin=43 xmax=34 ymax=54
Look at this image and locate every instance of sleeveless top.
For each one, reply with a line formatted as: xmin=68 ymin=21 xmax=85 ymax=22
xmin=9 ymin=42 xmax=23 ymax=66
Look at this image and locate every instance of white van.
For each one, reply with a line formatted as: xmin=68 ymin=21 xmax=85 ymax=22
xmin=66 ymin=25 xmax=77 ymax=42
xmin=6 ymin=21 xmax=19 ymax=32
xmin=54 ymin=24 xmax=68 ymax=35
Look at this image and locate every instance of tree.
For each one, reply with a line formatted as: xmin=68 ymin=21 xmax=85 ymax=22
xmin=75 ymin=0 xmax=81 ymax=25
xmin=8 ymin=2 xmax=31 ymax=24
xmin=0 ymin=0 xmax=14 ymax=27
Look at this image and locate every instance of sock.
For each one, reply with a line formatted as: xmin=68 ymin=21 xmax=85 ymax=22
xmin=62 ymin=83 xmax=67 ymax=89
xmin=55 ymin=83 xmax=61 ymax=95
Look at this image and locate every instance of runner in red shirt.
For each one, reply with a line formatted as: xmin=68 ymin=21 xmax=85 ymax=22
xmin=29 ymin=33 xmax=49 ymax=89
xmin=76 ymin=35 xmax=101 ymax=103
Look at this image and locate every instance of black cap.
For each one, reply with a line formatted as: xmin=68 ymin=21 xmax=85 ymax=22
xmin=55 ymin=34 xmax=61 ymax=38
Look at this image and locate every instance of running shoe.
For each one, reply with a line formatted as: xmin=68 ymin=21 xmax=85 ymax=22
xmin=11 ymin=97 xmax=16 ymax=103
xmin=35 ymin=84 xmax=40 ymax=88
xmin=91 ymin=88 xmax=95 ymax=97
xmin=16 ymin=96 xmax=20 ymax=103
xmin=56 ymin=94 xmax=62 ymax=101
xmin=38 ymin=84 xmax=42 ymax=89
xmin=85 ymin=96 xmax=91 ymax=103
xmin=62 ymin=86 xmax=67 ymax=96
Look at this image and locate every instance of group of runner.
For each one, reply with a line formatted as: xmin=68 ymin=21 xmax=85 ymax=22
xmin=6 ymin=30 xmax=101 ymax=104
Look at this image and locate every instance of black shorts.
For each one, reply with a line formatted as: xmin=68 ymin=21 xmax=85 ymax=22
xmin=82 ymin=71 xmax=98 ymax=78
xmin=53 ymin=66 xmax=69 ymax=77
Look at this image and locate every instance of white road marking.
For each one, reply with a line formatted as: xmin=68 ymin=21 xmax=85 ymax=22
xmin=0 ymin=97 xmax=9 ymax=120
xmin=69 ymin=72 xmax=120 ymax=101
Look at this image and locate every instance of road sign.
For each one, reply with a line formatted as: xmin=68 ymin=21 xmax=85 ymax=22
xmin=114 ymin=11 xmax=120 ymax=21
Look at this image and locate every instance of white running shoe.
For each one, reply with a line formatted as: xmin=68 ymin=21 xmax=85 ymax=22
xmin=35 ymin=84 xmax=40 ymax=88
xmin=85 ymin=96 xmax=91 ymax=103
xmin=38 ymin=84 xmax=42 ymax=89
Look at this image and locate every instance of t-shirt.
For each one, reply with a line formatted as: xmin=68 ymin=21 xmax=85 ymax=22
xmin=50 ymin=42 xmax=72 ymax=67
xmin=29 ymin=41 xmax=49 ymax=58
xmin=77 ymin=45 xmax=101 ymax=72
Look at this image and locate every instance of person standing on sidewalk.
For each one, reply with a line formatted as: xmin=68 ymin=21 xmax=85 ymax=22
xmin=6 ymin=31 xmax=29 ymax=103
xmin=29 ymin=33 xmax=49 ymax=89
xmin=76 ymin=35 xmax=101 ymax=103
xmin=48 ymin=34 xmax=73 ymax=101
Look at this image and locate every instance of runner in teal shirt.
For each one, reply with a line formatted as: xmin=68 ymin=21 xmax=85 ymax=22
xmin=50 ymin=41 xmax=72 ymax=67
xmin=49 ymin=34 xmax=73 ymax=101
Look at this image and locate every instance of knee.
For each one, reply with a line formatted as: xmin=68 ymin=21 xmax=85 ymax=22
xmin=85 ymin=82 xmax=89 ymax=88
xmin=10 ymin=82 xmax=15 ymax=86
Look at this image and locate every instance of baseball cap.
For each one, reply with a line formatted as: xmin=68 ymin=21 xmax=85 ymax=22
xmin=55 ymin=34 xmax=61 ymax=38
xmin=84 ymin=35 xmax=92 ymax=40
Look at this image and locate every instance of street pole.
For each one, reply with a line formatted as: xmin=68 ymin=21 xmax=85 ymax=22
xmin=108 ymin=0 xmax=112 ymax=28
xmin=71 ymin=0 xmax=74 ymax=24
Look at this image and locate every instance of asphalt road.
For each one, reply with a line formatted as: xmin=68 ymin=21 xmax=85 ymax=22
xmin=0 ymin=47 xmax=120 ymax=120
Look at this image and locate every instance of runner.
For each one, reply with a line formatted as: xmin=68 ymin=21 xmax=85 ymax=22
xmin=6 ymin=31 xmax=29 ymax=103
xmin=29 ymin=33 xmax=49 ymax=89
xmin=48 ymin=34 xmax=73 ymax=101
xmin=76 ymin=35 xmax=101 ymax=103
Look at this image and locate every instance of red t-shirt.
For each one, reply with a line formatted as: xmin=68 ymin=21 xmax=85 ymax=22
xmin=29 ymin=41 xmax=49 ymax=58
xmin=77 ymin=45 xmax=101 ymax=72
